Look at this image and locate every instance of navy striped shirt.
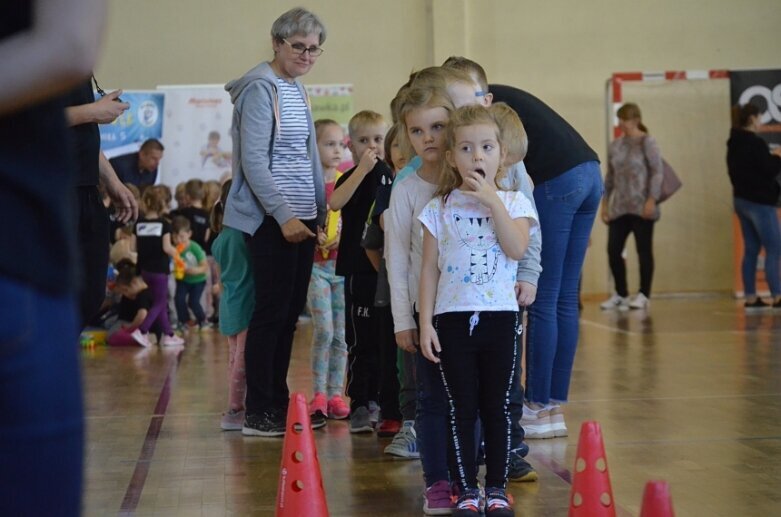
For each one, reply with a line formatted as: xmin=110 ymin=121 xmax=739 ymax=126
xmin=271 ymin=78 xmax=317 ymax=220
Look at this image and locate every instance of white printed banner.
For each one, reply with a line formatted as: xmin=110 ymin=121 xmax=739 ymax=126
xmin=156 ymin=84 xmax=234 ymax=187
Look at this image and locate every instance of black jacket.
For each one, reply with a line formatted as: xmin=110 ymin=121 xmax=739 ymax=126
xmin=727 ymin=128 xmax=781 ymax=206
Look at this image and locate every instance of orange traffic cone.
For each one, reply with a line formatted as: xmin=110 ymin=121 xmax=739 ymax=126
xmin=569 ymin=421 xmax=616 ymax=517
xmin=640 ymin=481 xmax=675 ymax=517
xmin=275 ymin=392 xmax=329 ymax=517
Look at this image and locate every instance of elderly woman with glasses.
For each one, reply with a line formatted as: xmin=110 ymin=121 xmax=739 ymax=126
xmin=223 ymin=7 xmax=327 ymax=436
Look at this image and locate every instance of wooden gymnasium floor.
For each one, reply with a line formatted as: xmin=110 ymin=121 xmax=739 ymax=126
xmin=82 ymin=296 xmax=781 ymax=516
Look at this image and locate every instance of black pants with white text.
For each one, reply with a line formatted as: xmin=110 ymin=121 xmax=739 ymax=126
xmin=435 ymin=310 xmax=519 ymax=491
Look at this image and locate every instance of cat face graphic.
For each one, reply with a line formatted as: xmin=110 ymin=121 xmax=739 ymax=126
xmin=453 ymin=214 xmax=497 ymax=251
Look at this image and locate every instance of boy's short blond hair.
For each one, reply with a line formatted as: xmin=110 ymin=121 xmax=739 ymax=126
xmin=314 ymin=118 xmax=342 ymax=140
xmin=184 ymin=179 xmax=205 ymax=202
xmin=491 ymin=102 xmax=528 ymax=164
xmin=348 ymin=110 xmax=386 ymax=138
xmin=441 ymin=56 xmax=489 ymax=93
xmin=409 ymin=66 xmax=475 ymax=92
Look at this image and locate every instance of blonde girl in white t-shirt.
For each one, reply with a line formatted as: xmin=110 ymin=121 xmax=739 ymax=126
xmin=418 ymin=104 xmax=538 ymax=517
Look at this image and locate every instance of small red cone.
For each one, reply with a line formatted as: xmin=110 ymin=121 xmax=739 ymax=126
xmin=569 ymin=421 xmax=616 ymax=517
xmin=275 ymin=393 xmax=329 ymax=517
xmin=640 ymin=481 xmax=675 ymax=517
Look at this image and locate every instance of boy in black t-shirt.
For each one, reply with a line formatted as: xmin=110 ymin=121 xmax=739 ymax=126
xmin=171 ymin=179 xmax=210 ymax=248
xmin=170 ymin=179 xmax=215 ymax=321
xmin=331 ymin=110 xmax=389 ymax=432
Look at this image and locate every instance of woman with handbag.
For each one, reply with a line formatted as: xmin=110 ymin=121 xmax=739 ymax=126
xmin=727 ymin=103 xmax=781 ymax=310
xmin=600 ymin=103 xmax=663 ymax=310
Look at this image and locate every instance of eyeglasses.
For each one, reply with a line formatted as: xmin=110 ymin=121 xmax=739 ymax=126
xmin=282 ymin=39 xmax=324 ymax=57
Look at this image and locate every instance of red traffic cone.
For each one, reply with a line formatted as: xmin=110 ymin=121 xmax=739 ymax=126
xmin=640 ymin=481 xmax=675 ymax=517
xmin=569 ymin=421 xmax=616 ymax=517
xmin=275 ymin=393 xmax=329 ymax=517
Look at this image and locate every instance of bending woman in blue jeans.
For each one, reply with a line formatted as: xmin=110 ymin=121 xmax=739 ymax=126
xmin=486 ymin=83 xmax=603 ymax=439
xmin=727 ymin=102 xmax=781 ymax=309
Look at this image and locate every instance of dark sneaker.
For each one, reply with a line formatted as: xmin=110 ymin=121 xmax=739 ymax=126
xmin=507 ymin=449 xmax=538 ymax=482
xmin=349 ymin=406 xmax=373 ymax=433
xmin=484 ymin=487 xmax=514 ymax=516
xmin=242 ymin=410 xmax=285 ymax=437
xmin=745 ymin=298 xmax=769 ymax=311
xmin=452 ymin=488 xmax=482 ymax=516
xmin=310 ymin=410 xmax=327 ymax=430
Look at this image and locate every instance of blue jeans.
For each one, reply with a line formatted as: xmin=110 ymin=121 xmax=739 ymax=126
xmin=0 ymin=275 xmax=83 ymax=516
xmin=415 ymin=349 xmax=451 ymax=486
xmin=175 ymin=280 xmax=207 ymax=325
xmin=734 ymin=197 xmax=781 ymax=297
xmin=526 ymin=162 xmax=602 ymax=404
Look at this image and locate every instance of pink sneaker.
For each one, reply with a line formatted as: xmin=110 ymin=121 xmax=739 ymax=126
xmin=130 ymin=329 xmax=152 ymax=348
xmin=327 ymin=395 xmax=350 ymax=420
xmin=310 ymin=392 xmax=327 ymax=417
xmin=160 ymin=334 xmax=185 ymax=347
xmin=423 ymin=480 xmax=454 ymax=515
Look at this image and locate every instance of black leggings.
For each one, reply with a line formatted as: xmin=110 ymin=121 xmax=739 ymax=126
xmin=435 ymin=311 xmax=519 ymax=490
xmin=607 ymin=214 xmax=655 ymax=297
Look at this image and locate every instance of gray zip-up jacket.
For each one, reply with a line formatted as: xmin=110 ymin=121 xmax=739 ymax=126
xmin=223 ymin=61 xmax=326 ymax=235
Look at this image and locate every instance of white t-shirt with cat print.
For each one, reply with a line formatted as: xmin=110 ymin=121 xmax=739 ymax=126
xmin=418 ymin=189 xmax=538 ymax=316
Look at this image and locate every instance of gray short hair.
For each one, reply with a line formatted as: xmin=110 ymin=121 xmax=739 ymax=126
xmin=271 ymin=8 xmax=327 ymax=45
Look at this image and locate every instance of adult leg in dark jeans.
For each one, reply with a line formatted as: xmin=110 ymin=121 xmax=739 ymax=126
xmin=244 ymin=218 xmax=316 ymax=420
xmin=607 ymin=215 xmax=633 ymax=298
xmin=631 ymin=216 xmax=655 ymax=297
xmin=1 ymin=276 xmax=83 ymax=517
xmin=77 ymin=186 xmax=110 ymax=327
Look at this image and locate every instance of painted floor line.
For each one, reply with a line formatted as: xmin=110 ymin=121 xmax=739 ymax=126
xmin=118 ymin=349 xmax=183 ymax=515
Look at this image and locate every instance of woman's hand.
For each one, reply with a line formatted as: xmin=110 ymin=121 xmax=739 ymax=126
xmin=642 ymin=198 xmax=657 ymax=219
xmin=418 ymin=324 xmax=441 ymax=363
xmin=600 ymin=205 xmax=610 ymax=224
xmin=281 ymin=218 xmax=316 ymax=243
xmin=771 ymin=147 xmax=781 ymax=158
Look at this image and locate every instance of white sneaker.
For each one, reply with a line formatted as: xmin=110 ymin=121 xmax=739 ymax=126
xmin=520 ymin=404 xmax=555 ymax=439
xmin=160 ymin=334 xmax=185 ymax=346
xmin=130 ymin=329 xmax=152 ymax=348
xmin=600 ymin=294 xmax=629 ymax=311
xmin=628 ymin=293 xmax=650 ymax=310
xmin=547 ymin=404 xmax=568 ymax=438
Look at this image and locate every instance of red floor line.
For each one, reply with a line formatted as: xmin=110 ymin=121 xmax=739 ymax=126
xmin=118 ymin=350 xmax=182 ymax=515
